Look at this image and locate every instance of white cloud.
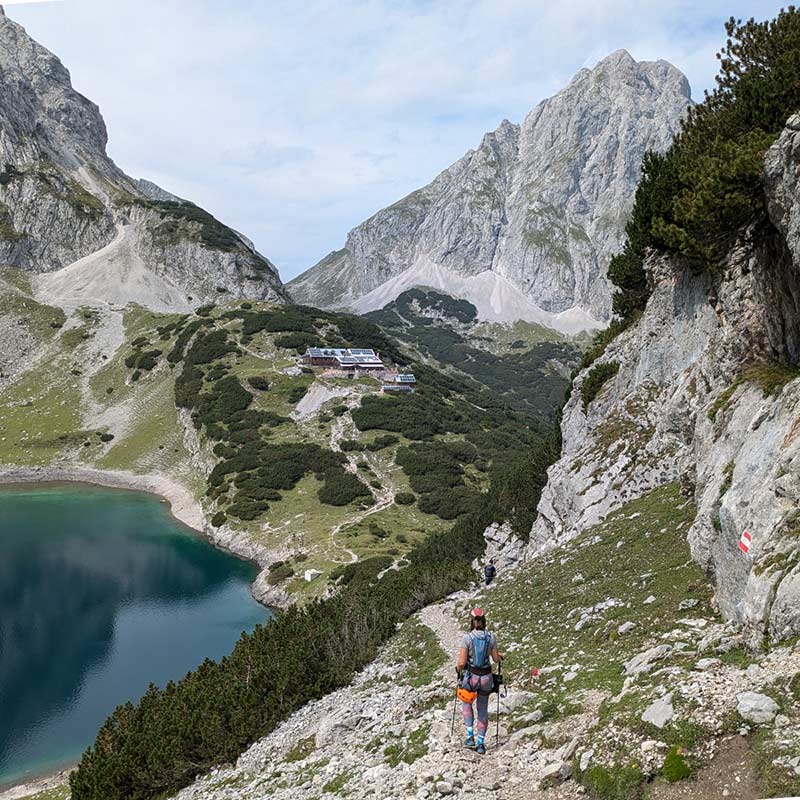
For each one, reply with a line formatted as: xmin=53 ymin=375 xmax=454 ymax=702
xmin=7 ymin=0 xmax=788 ymax=280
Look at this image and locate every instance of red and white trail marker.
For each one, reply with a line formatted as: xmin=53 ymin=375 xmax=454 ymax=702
xmin=738 ymin=530 xmax=752 ymax=555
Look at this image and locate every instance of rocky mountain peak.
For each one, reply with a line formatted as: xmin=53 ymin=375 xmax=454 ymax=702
xmin=0 ymin=9 xmax=286 ymax=308
xmin=289 ymin=51 xmax=691 ymax=333
xmin=566 ymin=48 xmax=690 ymax=97
xmin=0 ymin=11 xmax=113 ymax=173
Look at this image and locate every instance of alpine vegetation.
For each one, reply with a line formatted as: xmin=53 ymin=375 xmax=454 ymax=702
xmin=2 ymin=6 xmax=800 ymax=800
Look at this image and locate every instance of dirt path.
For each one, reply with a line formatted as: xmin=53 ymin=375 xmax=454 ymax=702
xmin=419 ymin=599 xmax=466 ymax=676
xmin=325 ymin=403 xmax=398 ymax=564
xmin=647 ymin=736 xmax=759 ymax=800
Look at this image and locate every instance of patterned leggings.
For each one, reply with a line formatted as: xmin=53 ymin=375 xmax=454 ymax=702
xmin=461 ymin=673 xmax=493 ymax=736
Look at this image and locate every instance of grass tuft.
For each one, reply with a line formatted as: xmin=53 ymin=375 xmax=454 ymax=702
xmin=743 ymin=361 xmax=800 ymax=398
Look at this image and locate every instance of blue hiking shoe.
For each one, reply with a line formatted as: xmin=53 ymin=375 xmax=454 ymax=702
xmin=464 ymin=735 xmax=476 ymax=749
xmin=476 ymin=741 xmax=486 ymax=755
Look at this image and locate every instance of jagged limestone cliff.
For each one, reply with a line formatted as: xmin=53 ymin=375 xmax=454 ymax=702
xmin=0 ymin=7 xmax=286 ymax=309
xmin=290 ymin=51 xmax=691 ymax=332
xmin=522 ymin=115 xmax=800 ymax=649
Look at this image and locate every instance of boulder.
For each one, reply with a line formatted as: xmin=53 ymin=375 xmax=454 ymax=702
xmin=641 ymin=693 xmax=674 ymax=729
xmin=499 ymin=690 xmax=534 ymax=713
xmin=539 ymin=761 xmax=572 ymax=788
xmin=624 ymin=645 xmax=673 ymax=676
xmin=560 ymin=737 xmax=581 ymax=762
xmin=694 ymin=658 xmax=720 ymax=671
xmin=736 ymin=692 xmax=779 ymax=724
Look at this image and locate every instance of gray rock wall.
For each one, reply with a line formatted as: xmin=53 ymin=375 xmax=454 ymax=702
xmin=526 ymin=119 xmax=800 ymax=648
xmin=0 ymin=10 xmax=286 ymax=305
xmin=290 ymin=51 xmax=691 ymax=328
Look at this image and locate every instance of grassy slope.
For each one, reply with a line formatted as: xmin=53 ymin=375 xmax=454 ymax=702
xmin=0 ymin=276 xmax=464 ymax=602
xmin=485 ymin=484 xmax=709 ymax=699
xmin=464 ymin=484 xmax=799 ymax=796
xmin=177 ymin=483 xmax=798 ymax=800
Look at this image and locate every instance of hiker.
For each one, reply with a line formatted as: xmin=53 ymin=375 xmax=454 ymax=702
xmin=456 ymin=607 xmax=501 ymax=755
xmin=483 ymin=559 xmax=497 ymax=586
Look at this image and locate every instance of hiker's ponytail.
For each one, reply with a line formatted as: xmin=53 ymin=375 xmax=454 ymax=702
xmin=470 ymin=615 xmax=486 ymax=631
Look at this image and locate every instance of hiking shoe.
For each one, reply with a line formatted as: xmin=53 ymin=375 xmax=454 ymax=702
xmin=476 ymin=742 xmax=486 ymax=755
xmin=464 ymin=735 xmax=476 ymax=748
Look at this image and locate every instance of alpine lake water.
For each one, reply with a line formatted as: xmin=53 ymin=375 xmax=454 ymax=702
xmin=0 ymin=483 xmax=270 ymax=789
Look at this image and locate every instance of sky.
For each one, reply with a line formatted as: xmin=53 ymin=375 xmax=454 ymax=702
xmin=6 ymin=0 xmax=789 ymax=282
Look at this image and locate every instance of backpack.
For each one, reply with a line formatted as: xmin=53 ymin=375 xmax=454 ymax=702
xmin=469 ymin=631 xmax=492 ymax=669
xmin=484 ymin=563 xmax=496 ymax=578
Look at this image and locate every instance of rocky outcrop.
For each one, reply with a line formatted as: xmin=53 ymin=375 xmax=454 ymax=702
xmin=0 ymin=9 xmax=286 ymax=307
xmin=290 ymin=51 xmax=691 ymax=332
xmin=528 ymin=117 xmax=800 ymax=648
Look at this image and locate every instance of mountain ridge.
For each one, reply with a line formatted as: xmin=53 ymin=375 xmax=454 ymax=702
xmin=0 ymin=9 xmax=286 ymax=309
xmin=289 ymin=49 xmax=691 ymax=332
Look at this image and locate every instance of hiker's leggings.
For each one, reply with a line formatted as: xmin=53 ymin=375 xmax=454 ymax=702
xmin=461 ymin=673 xmax=493 ymax=736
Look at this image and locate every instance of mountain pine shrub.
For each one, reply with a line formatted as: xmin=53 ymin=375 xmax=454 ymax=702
xmin=581 ymin=362 xmax=620 ymax=410
xmin=608 ymin=9 xmax=800 ymax=325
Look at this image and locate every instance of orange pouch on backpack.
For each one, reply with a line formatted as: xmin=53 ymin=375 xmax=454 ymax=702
xmin=457 ymin=687 xmax=477 ymax=703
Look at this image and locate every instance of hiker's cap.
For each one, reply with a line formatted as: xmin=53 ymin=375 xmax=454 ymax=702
xmin=470 ymin=607 xmax=484 ymax=618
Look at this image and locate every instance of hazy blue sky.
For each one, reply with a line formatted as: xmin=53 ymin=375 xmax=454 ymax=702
xmin=7 ymin=0 xmax=788 ymax=281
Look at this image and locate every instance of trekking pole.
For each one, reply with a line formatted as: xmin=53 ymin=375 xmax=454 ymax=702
xmin=496 ymin=662 xmax=502 ymax=747
xmin=495 ymin=657 xmax=506 ymax=747
xmin=496 ymin=683 xmax=500 ymax=746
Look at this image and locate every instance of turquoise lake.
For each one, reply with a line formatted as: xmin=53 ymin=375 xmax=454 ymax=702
xmin=0 ymin=484 xmax=269 ymax=788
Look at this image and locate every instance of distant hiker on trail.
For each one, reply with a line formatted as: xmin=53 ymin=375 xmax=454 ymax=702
xmin=456 ymin=607 xmax=501 ymax=755
xmin=483 ymin=559 xmax=497 ymax=586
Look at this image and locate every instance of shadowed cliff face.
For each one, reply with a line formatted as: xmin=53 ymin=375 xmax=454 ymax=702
xmin=0 ymin=486 xmax=266 ymax=785
xmin=0 ymin=11 xmax=287 ymax=306
xmin=289 ymin=50 xmax=691 ymax=332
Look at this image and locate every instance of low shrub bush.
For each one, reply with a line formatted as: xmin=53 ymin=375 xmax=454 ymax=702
xmin=366 ymin=434 xmax=399 ymax=451
xmin=247 ymin=375 xmax=271 ymax=391
xmin=662 ymin=746 xmax=692 ymax=783
xmin=287 ymin=384 xmax=309 ymax=404
xmin=581 ymin=362 xmax=619 ymax=410
xmin=317 ymin=468 xmax=371 ymax=506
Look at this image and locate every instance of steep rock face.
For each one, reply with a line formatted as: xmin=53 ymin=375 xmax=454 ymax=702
xmin=290 ymin=51 xmax=691 ymax=332
xmin=0 ymin=8 xmax=286 ymax=308
xmin=524 ymin=116 xmax=800 ymax=648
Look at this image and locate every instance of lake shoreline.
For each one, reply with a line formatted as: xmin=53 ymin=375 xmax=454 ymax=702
xmin=0 ymin=467 xmax=204 ymax=530
xmin=0 ymin=466 xmax=291 ymax=612
xmin=0 ymin=763 xmax=73 ymax=800
xmin=0 ymin=467 xmax=287 ymax=798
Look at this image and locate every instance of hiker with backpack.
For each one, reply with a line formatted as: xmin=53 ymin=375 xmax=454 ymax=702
xmin=456 ymin=607 xmax=501 ymax=755
xmin=483 ymin=559 xmax=497 ymax=586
